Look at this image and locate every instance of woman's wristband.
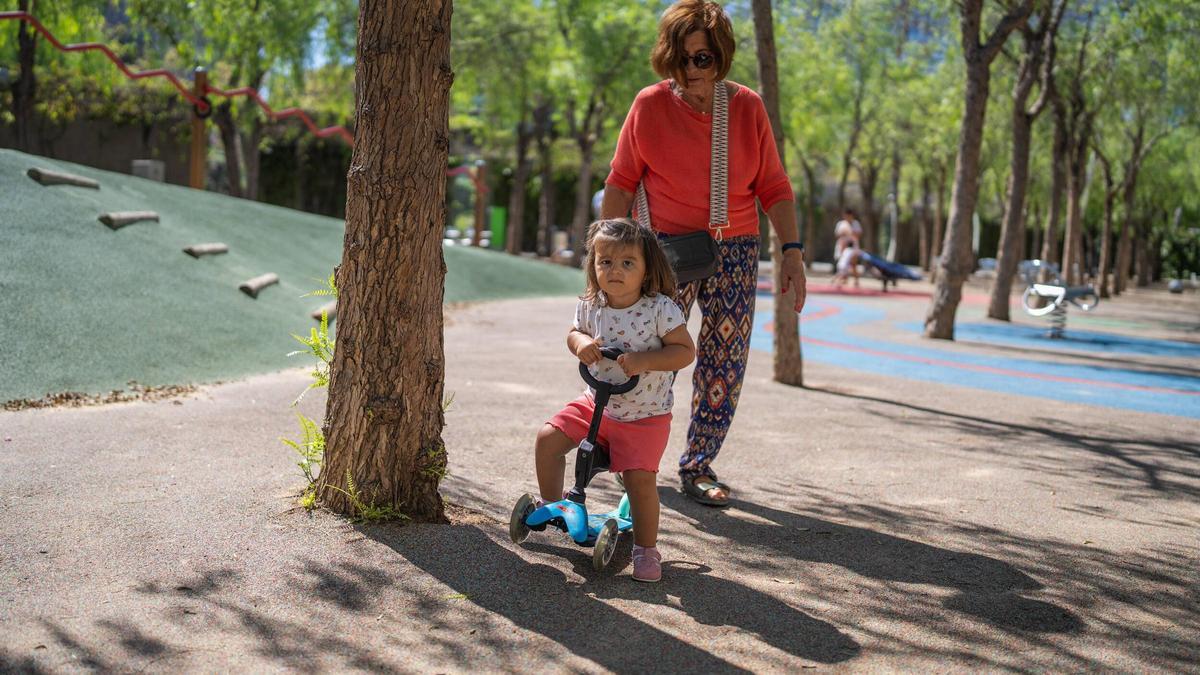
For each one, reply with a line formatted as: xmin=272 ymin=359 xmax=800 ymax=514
xmin=782 ymin=242 xmax=805 ymax=254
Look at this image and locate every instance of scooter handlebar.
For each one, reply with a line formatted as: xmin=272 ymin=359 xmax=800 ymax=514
xmin=579 ymin=347 xmax=640 ymax=395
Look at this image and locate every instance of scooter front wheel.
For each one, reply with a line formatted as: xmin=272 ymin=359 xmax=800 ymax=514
xmin=509 ymin=493 xmax=536 ymax=544
xmin=593 ymin=519 xmax=619 ymax=570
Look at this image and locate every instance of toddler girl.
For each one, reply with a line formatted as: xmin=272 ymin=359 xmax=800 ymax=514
xmin=535 ymin=218 xmax=695 ymax=582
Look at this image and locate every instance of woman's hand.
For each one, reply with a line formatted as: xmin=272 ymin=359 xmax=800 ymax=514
xmin=780 ymin=249 xmax=808 ymax=313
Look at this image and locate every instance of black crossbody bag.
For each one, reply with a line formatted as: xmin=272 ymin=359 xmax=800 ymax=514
xmin=635 ymin=81 xmax=732 ymax=285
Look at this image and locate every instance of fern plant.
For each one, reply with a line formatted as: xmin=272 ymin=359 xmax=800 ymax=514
xmin=282 ymin=271 xmax=338 ymax=507
xmin=324 ymin=470 xmax=409 ymax=524
xmin=280 ymin=412 xmax=324 ymax=484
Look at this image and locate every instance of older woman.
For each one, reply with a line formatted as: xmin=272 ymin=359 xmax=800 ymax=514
xmin=600 ymin=0 xmax=806 ymax=507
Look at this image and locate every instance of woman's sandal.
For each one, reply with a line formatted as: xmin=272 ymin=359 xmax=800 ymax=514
xmin=681 ymin=477 xmax=731 ymax=507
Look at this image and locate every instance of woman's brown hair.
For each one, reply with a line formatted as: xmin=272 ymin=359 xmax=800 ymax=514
xmin=582 ymin=218 xmax=677 ymax=303
xmin=650 ymin=1 xmax=736 ymax=88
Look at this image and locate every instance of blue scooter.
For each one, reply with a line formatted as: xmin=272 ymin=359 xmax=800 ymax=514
xmin=509 ymin=347 xmax=637 ymax=570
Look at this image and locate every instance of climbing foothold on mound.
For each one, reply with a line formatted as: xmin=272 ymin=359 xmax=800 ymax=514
xmin=311 ymin=300 xmax=337 ymax=321
xmin=239 ymin=273 xmax=279 ymax=299
xmin=99 ymin=211 xmax=159 ymax=230
xmin=183 ymin=243 xmax=229 ymax=258
xmin=27 ymin=167 xmax=100 ymax=189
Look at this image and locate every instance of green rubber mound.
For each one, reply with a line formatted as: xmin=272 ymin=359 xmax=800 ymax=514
xmin=0 ymin=149 xmax=582 ymax=402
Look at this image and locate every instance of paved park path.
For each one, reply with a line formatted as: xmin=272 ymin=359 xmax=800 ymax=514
xmin=2 ymin=289 xmax=1198 ymax=672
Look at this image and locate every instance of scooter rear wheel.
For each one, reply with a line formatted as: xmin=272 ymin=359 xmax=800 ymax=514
xmin=593 ymin=519 xmax=619 ymax=570
xmin=509 ymin=493 xmax=536 ymax=544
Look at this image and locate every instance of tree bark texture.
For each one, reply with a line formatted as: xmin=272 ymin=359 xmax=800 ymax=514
xmin=925 ymin=0 xmax=1031 ymax=339
xmin=752 ymin=0 xmax=802 ymax=386
xmin=318 ymin=0 xmax=454 ymax=523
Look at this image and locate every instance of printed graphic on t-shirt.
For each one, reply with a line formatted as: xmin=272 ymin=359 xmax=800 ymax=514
xmin=573 ymin=293 xmax=686 ymax=421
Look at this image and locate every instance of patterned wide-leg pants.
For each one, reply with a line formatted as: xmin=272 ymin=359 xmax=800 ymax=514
xmin=672 ymin=235 xmax=760 ymax=483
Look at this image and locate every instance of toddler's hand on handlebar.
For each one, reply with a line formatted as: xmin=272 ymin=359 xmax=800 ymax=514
xmin=616 ymin=352 xmax=648 ymax=377
xmin=576 ymin=337 xmax=603 ymax=366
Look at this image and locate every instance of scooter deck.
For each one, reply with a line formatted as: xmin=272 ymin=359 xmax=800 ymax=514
xmin=525 ymin=493 xmax=633 ymax=546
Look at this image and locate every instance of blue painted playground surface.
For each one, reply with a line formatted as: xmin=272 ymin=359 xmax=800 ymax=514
xmin=750 ymin=296 xmax=1200 ymax=420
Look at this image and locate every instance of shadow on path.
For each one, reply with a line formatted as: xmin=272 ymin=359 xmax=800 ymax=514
xmin=372 ymin=521 xmax=860 ymax=670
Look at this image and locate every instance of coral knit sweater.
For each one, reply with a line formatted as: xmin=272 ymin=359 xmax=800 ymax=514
xmin=606 ymin=80 xmax=794 ymax=239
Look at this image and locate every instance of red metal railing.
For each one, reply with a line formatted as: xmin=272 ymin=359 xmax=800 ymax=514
xmin=1 ymin=11 xmax=355 ymax=146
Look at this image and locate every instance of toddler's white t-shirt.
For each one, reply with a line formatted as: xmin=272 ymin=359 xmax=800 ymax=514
xmin=573 ymin=293 xmax=687 ymax=421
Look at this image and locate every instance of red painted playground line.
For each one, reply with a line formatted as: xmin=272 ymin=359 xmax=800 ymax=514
xmin=764 ymin=304 xmax=1200 ymax=398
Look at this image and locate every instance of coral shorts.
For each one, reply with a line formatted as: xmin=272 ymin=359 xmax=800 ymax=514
xmin=548 ymin=395 xmax=672 ymax=473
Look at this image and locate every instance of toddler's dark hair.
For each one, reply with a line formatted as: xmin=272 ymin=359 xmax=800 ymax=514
xmin=582 ymin=218 xmax=677 ymax=303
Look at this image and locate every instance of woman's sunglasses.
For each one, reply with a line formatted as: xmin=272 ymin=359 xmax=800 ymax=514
xmin=681 ymin=51 xmax=715 ymax=70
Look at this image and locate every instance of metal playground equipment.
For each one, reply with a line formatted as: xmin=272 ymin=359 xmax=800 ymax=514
xmin=1020 ymin=261 xmax=1099 ymax=338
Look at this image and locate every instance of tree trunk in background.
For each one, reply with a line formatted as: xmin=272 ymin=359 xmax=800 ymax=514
xmin=1039 ymin=109 xmax=1067 ymax=279
xmin=242 ymin=117 xmax=264 ymax=201
xmin=533 ymin=102 xmax=557 ymax=257
xmin=1114 ymin=123 xmax=1146 ymax=294
xmin=919 ymin=171 xmax=931 ymax=270
xmin=988 ymin=116 xmax=1030 ymax=322
xmin=801 ymin=158 xmax=820 ymax=268
xmin=318 ymin=0 xmax=453 ymax=523
xmin=1061 ymin=114 xmax=1092 ymax=285
xmin=889 ymin=150 xmax=903 ymax=262
xmin=925 ymin=0 xmax=1032 ymax=340
xmin=858 ymin=162 xmax=880 ymax=254
xmin=569 ymin=104 xmax=602 ymax=266
xmin=507 ymin=115 xmax=534 ymax=254
xmin=1097 ymin=185 xmax=1115 ymax=297
xmin=988 ymin=1 xmax=1061 ymax=320
xmin=752 ymin=0 xmax=802 ymax=386
xmin=213 ymin=101 xmax=244 ymax=198
xmin=12 ymin=0 xmax=38 ymax=152
xmin=1135 ymin=220 xmax=1154 ymax=287
xmin=929 ymin=159 xmax=947 ymax=281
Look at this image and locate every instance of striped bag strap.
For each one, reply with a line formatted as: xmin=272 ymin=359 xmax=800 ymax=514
xmin=635 ymin=81 xmax=731 ymax=240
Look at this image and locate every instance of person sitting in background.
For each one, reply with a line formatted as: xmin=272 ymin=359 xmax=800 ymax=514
xmin=832 ymin=209 xmax=862 ymax=287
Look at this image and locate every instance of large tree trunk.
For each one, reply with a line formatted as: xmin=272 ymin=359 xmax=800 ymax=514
xmin=506 ymin=115 xmax=534 ymax=254
xmin=926 ymin=0 xmax=1031 ymax=339
xmin=11 ymin=0 xmax=38 ymax=152
xmin=752 ymin=0 xmax=802 ymax=386
xmin=318 ymin=0 xmax=453 ymax=523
